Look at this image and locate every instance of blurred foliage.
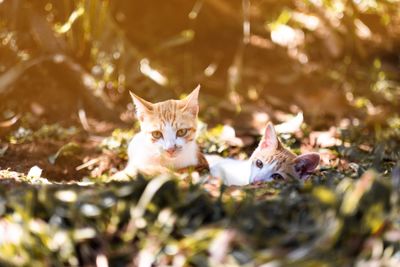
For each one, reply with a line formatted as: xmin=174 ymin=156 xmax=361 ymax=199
xmin=7 ymin=123 xmax=78 ymax=144
xmin=0 ymin=169 xmax=399 ymax=266
xmin=100 ymin=128 xmax=135 ymax=160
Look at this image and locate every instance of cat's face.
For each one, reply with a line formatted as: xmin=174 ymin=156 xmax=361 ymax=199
xmin=249 ymin=123 xmax=320 ymax=183
xmin=130 ymin=86 xmax=199 ymax=158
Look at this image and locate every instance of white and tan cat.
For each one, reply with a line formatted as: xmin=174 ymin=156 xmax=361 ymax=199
xmin=208 ymin=122 xmax=320 ymax=185
xmin=114 ymin=85 xmax=208 ymax=179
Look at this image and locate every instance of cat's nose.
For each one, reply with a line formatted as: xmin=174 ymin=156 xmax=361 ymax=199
xmin=165 ymin=147 xmax=177 ymax=156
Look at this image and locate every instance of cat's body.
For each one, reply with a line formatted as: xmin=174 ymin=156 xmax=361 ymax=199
xmin=209 ymin=122 xmax=320 ymax=185
xmin=206 ymin=155 xmax=251 ymax=186
xmin=114 ymin=86 xmax=208 ymax=179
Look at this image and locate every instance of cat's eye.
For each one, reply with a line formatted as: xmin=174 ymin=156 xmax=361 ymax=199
xmin=151 ymin=131 xmax=163 ymax=139
xmin=255 ymin=159 xmax=263 ymax=169
xmin=271 ymin=173 xmax=284 ymax=180
xmin=176 ymin=128 xmax=188 ymax=137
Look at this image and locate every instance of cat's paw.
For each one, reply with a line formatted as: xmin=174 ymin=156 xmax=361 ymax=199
xmin=111 ymin=170 xmax=134 ymax=181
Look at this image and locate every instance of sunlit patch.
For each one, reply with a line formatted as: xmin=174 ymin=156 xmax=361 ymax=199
xmin=292 ymin=12 xmax=320 ymax=31
xmin=55 ymin=190 xmax=78 ymax=202
xmin=0 ymin=218 xmax=23 ymax=245
xmin=270 ymin=24 xmax=304 ymax=48
xmin=204 ymin=63 xmax=218 ymax=77
xmin=354 ymin=19 xmax=372 ymax=39
xmin=188 ymin=0 xmax=203 ymax=20
xmin=54 ymin=6 xmax=85 ymax=34
xmin=44 ymin=3 xmax=53 ymax=11
xmin=158 ymin=30 xmax=195 ymax=49
xmin=139 ymin=58 xmax=168 ymax=86
xmin=252 ymin=112 xmax=270 ymax=133
xmin=52 ymin=54 xmax=65 ymax=63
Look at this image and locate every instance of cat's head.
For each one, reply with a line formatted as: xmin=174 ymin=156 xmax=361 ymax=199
xmin=130 ymin=85 xmax=200 ymax=158
xmin=249 ymin=122 xmax=320 ymax=183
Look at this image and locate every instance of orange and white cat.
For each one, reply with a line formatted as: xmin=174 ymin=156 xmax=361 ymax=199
xmin=208 ymin=122 xmax=320 ymax=185
xmin=114 ymin=85 xmax=208 ymax=179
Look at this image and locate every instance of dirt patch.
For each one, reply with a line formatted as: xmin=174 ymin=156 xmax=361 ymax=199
xmin=0 ymin=120 xmax=128 ymax=182
xmin=1 ymin=140 xmax=90 ymax=181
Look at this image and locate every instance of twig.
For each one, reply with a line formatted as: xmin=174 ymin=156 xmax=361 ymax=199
xmin=76 ymin=158 xmax=100 ymax=171
xmin=0 ymin=114 xmax=20 ymax=128
xmin=78 ymin=108 xmax=92 ymax=132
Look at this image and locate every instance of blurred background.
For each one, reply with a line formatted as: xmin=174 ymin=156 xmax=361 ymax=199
xmin=1 ymin=0 xmax=399 ymax=123
xmin=0 ymin=0 xmax=399 ymax=179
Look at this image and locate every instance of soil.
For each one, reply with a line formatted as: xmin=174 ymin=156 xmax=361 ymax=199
xmin=0 ymin=119 xmax=127 ymax=182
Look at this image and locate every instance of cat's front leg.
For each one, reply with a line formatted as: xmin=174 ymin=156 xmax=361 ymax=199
xmin=111 ymin=158 xmax=139 ymax=181
xmin=111 ymin=170 xmax=130 ymax=181
xmin=111 ymin=167 xmax=137 ymax=181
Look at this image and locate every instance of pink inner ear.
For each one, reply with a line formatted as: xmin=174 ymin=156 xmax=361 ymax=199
xmin=294 ymin=153 xmax=320 ymax=178
xmin=260 ymin=140 xmax=270 ymax=149
xmin=260 ymin=124 xmax=278 ymax=150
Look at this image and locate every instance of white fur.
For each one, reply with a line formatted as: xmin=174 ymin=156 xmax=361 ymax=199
xmin=206 ymin=156 xmax=281 ymax=186
xmin=206 ymin=155 xmax=251 ymax=186
xmin=123 ymin=131 xmax=199 ymax=175
xmin=249 ymin=160 xmax=278 ymax=183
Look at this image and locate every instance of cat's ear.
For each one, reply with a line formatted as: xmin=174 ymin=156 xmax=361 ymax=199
xmin=294 ymin=153 xmax=320 ymax=179
xmin=260 ymin=122 xmax=279 ymax=150
xmin=181 ymin=85 xmax=200 ymax=116
xmin=129 ymin=91 xmax=154 ymax=121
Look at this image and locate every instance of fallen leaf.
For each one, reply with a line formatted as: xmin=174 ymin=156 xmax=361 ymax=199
xmin=27 ymin=166 xmax=42 ymax=179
